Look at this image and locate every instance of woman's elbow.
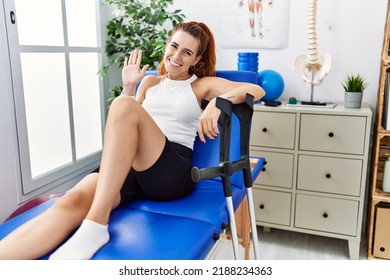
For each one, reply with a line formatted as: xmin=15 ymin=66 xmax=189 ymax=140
xmin=251 ymin=85 xmax=265 ymax=101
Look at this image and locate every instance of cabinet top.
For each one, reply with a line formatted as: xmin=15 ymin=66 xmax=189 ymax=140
xmin=254 ymin=101 xmax=372 ymax=116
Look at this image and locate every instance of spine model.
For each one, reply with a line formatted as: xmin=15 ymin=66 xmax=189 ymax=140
xmin=292 ymin=0 xmax=332 ymax=98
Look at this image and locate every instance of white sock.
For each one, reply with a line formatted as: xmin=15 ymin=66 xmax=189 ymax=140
xmin=49 ymin=219 xmax=109 ymax=260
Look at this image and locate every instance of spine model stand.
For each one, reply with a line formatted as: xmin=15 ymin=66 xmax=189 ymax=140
xmin=292 ymin=0 xmax=332 ymax=104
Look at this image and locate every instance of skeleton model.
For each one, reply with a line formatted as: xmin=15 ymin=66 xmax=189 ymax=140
xmin=292 ymin=0 xmax=331 ymax=103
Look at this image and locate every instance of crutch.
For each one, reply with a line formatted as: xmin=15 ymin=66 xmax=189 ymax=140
xmin=230 ymin=94 xmax=260 ymax=259
xmin=192 ymin=94 xmax=261 ymax=259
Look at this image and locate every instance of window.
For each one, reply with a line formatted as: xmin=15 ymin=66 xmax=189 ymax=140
xmin=4 ymin=0 xmax=105 ymax=194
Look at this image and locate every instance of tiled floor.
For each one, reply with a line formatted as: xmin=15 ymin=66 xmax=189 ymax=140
xmin=209 ymin=226 xmax=368 ymax=260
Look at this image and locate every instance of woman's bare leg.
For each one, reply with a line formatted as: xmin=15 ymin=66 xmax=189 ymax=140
xmin=49 ymin=95 xmax=166 ymax=259
xmin=88 ymin=95 xmax=166 ymax=224
xmin=0 ymin=173 xmax=102 ymax=260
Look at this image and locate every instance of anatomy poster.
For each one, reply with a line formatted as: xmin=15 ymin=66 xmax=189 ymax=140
xmin=221 ymin=0 xmax=291 ymax=48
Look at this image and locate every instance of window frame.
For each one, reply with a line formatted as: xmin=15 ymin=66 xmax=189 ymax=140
xmin=4 ymin=0 xmax=106 ymax=195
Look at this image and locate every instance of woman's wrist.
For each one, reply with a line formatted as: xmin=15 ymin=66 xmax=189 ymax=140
xmin=121 ymin=84 xmax=136 ymax=96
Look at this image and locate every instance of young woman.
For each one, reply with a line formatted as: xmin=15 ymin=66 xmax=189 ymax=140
xmin=0 ymin=21 xmax=264 ymax=260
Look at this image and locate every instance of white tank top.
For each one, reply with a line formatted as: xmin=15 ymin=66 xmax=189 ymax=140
xmin=142 ymin=75 xmax=202 ymax=150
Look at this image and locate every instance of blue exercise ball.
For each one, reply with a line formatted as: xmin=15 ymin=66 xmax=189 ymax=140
xmin=257 ymin=70 xmax=285 ymax=101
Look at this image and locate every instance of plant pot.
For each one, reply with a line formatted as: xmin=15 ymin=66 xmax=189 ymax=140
xmin=344 ymin=91 xmax=363 ymax=108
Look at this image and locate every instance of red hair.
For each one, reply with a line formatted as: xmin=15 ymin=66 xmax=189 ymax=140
xmin=158 ymin=21 xmax=216 ymax=78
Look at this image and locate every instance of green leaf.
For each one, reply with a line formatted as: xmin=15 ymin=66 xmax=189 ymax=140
xmin=341 ymin=74 xmax=368 ymax=92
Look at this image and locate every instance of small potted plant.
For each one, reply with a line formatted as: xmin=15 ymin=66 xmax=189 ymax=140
xmin=341 ymin=74 xmax=368 ymax=108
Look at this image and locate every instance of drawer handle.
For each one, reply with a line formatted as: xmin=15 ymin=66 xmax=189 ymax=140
xmin=323 ymin=213 xmax=328 ymax=218
xmin=328 ymin=132 xmax=334 ymax=137
xmin=325 ymin=173 xmax=331 ymax=179
xmin=262 ymin=128 xmax=268 ymax=133
xmin=259 ymin=204 xmax=265 ymax=209
xmin=261 ymin=161 xmax=267 ymax=172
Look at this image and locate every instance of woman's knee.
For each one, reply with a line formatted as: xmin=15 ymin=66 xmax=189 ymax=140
xmin=54 ymin=174 xmax=97 ymax=211
xmin=109 ymin=96 xmax=140 ymax=120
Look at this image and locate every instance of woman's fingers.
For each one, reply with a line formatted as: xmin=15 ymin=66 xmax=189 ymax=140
xmin=197 ymin=124 xmax=206 ymax=144
xmin=197 ymin=102 xmax=221 ymax=144
xmin=198 ymin=118 xmax=219 ymax=143
xmin=129 ymin=49 xmax=141 ymax=65
xmin=136 ymin=50 xmax=143 ymax=65
xmin=125 ymin=50 xmax=143 ymax=68
xmin=129 ymin=50 xmax=135 ymax=64
xmin=140 ymin=64 xmax=150 ymax=75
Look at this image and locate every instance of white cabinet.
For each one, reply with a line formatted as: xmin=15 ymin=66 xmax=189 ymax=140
xmin=250 ymin=102 xmax=372 ymax=259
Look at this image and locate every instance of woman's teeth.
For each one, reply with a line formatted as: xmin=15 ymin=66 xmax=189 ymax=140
xmin=169 ymin=60 xmax=181 ymax=67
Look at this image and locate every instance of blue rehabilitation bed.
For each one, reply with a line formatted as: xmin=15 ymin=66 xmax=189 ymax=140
xmin=0 ymin=70 xmax=265 ymax=260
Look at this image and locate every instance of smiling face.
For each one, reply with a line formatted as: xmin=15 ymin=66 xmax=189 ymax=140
xmin=163 ymin=31 xmax=201 ymax=80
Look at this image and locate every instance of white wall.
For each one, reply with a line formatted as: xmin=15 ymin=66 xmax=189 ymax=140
xmin=173 ymin=0 xmax=388 ymax=111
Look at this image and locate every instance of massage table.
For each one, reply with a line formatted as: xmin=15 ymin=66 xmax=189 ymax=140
xmin=0 ymin=70 xmax=265 ymax=260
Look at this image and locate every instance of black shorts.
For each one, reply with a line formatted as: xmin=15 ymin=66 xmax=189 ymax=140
xmin=117 ymin=139 xmax=195 ymax=207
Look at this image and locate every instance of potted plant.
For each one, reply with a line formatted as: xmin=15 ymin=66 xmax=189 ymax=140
xmin=341 ymin=74 xmax=368 ymax=108
xmin=99 ymin=0 xmax=186 ymax=105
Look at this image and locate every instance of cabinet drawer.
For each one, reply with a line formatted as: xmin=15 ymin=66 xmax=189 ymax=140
xmin=250 ymin=112 xmax=296 ymax=149
xmin=297 ymin=155 xmax=362 ymax=196
xmin=253 ymin=189 xmax=291 ymax=226
xmin=251 ymin=150 xmax=294 ymax=189
xmin=299 ymin=114 xmax=366 ymax=155
xmin=295 ymin=194 xmax=358 ymax=236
